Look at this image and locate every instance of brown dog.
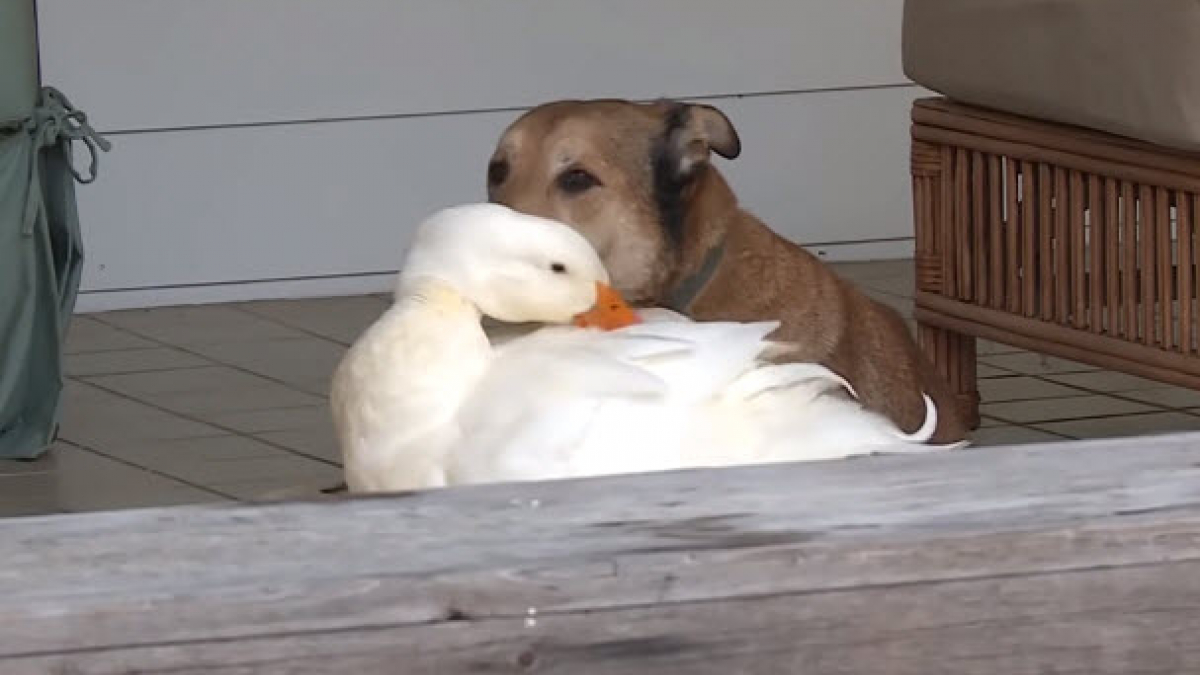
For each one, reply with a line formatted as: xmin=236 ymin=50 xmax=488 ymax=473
xmin=486 ymin=98 xmax=969 ymax=443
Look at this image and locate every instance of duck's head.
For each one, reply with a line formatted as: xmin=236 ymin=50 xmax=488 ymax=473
xmin=398 ymin=203 xmax=640 ymax=329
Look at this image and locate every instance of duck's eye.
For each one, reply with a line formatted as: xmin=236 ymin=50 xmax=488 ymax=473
xmin=556 ymin=168 xmax=600 ymax=195
xmin=487 ymin=159 xmax=510 ymax=186
xmin=550 ymin=262 xmax=568 ymax=274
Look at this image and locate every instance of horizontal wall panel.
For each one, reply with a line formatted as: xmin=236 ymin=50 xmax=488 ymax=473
xmin=75 ymin=110 xmax=515 ymax=291
xmin=38 ymin=0 xmax=908 ymax=132
xmin=74 ymin=86 xmax=922 ymax=295
xmin=715 ymin=87 xmax=923 ymax=249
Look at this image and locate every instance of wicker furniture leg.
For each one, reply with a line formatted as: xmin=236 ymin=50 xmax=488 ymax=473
xmin=918 ymin=323 xmax=981 ymax=430
xmin=912 ymin=136 xmax=982 ymax=430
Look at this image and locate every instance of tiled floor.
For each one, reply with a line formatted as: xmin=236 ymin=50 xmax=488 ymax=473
xmin=5 ymin=257 xmax=1200 ymax=517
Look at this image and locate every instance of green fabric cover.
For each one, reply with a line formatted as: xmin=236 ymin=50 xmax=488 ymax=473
xmin=1 ymin=88 xmax=110 ymax=459
xmin=0 ymin=0 xmax=39 ymax=122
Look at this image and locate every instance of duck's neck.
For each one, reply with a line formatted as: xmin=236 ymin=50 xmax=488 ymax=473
xmin=335 ymin=277 xmax=492 ymax=490
xmin=395 ymin=277 xmax=483 ymax=322
xmin=385 ymin=278 xmax=492 ymax=376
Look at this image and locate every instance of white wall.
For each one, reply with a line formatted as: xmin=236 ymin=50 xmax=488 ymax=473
xmin=38 ymin=0 xmax=925 ymax=311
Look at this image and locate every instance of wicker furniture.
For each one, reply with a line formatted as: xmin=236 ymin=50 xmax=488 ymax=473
xmin=911 ymin=98 xmax=1200 ymax=428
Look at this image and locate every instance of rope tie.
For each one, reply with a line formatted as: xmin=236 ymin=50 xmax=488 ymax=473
xmin=5 ymin=87 xmax=112 ymax=235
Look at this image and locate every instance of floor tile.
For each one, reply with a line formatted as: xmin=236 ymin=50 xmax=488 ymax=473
xmin=976 ymin=340 xmax=1025 ymax=356
xmin=108 ymin=435 xmax=334 ymax=488
xmin=981 ymin=395 xmax=1155 ymax=424
xmin=0 ymin=456 xmax=58 ymax=477
xmin=191 ymin=338 xmax=344 ymax=396
xmin=979 ymin=351 xmax=1097 ymax=375
xmin=209 ymin=471 xmax=343 ymax=502
xmin=64 ymin=347 xmax=212 ymax=377
xmin=1036 ymin=412 xmax=1200 ymax=439
xmin=255 ymin=426 xmax=341 ymax=464
xmin=1125 ymin=387 xmax=1200 ymax=409
xmin=236 ymin=296 xmax=389 ymax=345
xmin=64 ymin=317 xmax=154 ymax=353
xmin=969 ymin=426 xmax=1069 ymax=446
xmin=977 ymin=376 xmax=1085 ymax=403
xmin=105 ymin=433 xmax=283 ymax=465
xmin=94 ymin=305 xmax=304 ymax=346
xmin=1043 ymin=370 xmax=1171 ymax=393
xmin=976 ymin=364 xmax=1011 ymax=379
xmin=207 ymin=405 xmax=330 ymax=434
xmin=0 ymin=443 xmax=223 ymax=517
xmin=83 ymin=366 xmax=323 ymax=416
xmin=83 ymin=365 xmax=281 ymax=396
xmin=57 ymin=380 xmax=224 ymax=448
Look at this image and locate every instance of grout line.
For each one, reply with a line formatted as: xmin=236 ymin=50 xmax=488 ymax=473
xmin=55 ymin=438 xmax=237 ymax=501
xmin=228 ymin=304 xmax=362 ymax=348
xmin=1042 ymin=382 xmax=1200 ymax=418
xmin=982 ymin=407 xmax=1188 ymax=428
xmin=974 ymin=418 xmax=1075 ymax=440
xmin=86 ymin=315 xmax=334 ymax=400
xmin=67 ymin=363 xmax=218 ymax=378
xmin=1005 ymin=424 xmax=1075 ymax=440
xmin=67 ymin=378 xmax=341 ymax=470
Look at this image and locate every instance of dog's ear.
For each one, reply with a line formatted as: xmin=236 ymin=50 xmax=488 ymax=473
xmin=658 ymin=103 xmax=742 ymax=180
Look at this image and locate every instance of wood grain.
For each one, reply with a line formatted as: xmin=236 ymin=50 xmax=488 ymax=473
xmin=1005 ymin=157 xmax=1021 ymax=313
xmin=2 ymin=435 xmax=1200 ymax=673
xmin=989 ymin=154 xmax=1005 ymax=309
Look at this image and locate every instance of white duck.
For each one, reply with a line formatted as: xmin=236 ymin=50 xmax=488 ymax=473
xmin=331 ymin=203 xmax=961 ymax=493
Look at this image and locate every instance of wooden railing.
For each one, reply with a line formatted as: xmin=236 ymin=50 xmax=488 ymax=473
xmin=1 ymin=434 xmax=1199 ymax=673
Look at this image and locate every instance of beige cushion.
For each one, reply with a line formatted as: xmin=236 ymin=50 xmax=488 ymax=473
xmin=903 ymin=0 xmax=1200 ymax=152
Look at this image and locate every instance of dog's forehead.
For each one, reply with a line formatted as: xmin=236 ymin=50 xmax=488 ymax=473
xmin=498 ymin=106 xmax=659 ymax=176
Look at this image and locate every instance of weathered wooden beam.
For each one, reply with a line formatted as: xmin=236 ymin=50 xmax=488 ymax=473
xmin=1 ymin=434 xmax=1199 ymax=674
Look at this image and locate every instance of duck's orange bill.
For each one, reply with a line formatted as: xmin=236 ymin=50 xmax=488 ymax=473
xmin=573 ymin=282 xmax=641 ymax=330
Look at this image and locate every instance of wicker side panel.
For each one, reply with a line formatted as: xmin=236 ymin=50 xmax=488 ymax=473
xmin=928 ymin=146 xmax=1200 ymax=354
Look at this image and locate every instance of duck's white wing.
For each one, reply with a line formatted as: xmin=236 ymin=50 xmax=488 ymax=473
xmin=445 ymin=321 xmax=785 ymax=485
xmin=445 ymin=328 xmax=670 ymax=485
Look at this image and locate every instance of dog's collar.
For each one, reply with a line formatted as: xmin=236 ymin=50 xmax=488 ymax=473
xmin=665 ymin=239 xmax=726 ymax=312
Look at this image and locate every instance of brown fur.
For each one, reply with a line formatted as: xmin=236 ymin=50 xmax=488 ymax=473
xmin=486 ymin=99 xmax=969 ymax=443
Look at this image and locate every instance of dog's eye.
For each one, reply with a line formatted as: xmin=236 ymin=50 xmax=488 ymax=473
xmin=487 ymin=159 xmax=510 ymax=186
xmin=549 ymin=262 xmax=568 ymax=274
xmin=557 ymin=168 xmax=600 ymax=195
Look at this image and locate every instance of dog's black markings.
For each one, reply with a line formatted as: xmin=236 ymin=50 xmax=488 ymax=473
xmin=653 ymin=102 xmax=727 ymax=312
xmin=487 ymin=158 xmax=509 ymax=188
xmin=650 ymin=102 xmax=694 ymax=247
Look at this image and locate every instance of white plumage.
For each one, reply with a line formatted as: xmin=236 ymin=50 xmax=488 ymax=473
xmin=331 ymin=203 xmax=962 ymax=493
